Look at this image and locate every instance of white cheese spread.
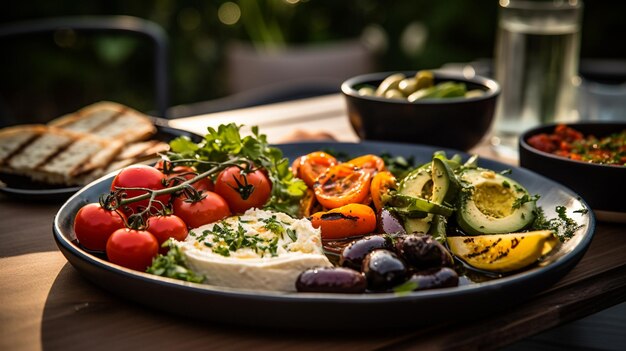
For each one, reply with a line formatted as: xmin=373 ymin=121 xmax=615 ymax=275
xmin=176 ymin=208 xmax=332 ymax=292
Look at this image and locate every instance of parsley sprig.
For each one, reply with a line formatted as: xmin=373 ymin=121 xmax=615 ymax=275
xmin=146 ymin=242 xmax=204 ymax=283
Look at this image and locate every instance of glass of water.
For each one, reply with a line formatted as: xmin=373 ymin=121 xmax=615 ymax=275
xmin=491 ymin=0 xmax=583 ymax=158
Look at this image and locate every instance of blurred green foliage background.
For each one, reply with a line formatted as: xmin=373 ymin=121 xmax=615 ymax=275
xmin=1 ymin=0 xmax=623 ymax=123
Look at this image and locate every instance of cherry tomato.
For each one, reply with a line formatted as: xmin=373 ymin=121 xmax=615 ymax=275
xmin=74 ymin=203 xmax=126 ymax=252
xmin=310 ymin=203 xmax=377 ymax=240
xmin=347 ymin=154 xmax=386 ymax=174
xmin=146 ymin=214 xmax=189 ymax=253
xmin=314 ymin=163 xmax=372 ymax=209
xmin=111 ymin=165 xmax=170 ymax=214
xmin=214 ymin=166 xmax=271 ymax=214
xmin=173 ymin=191 xmax=231 ymax=228
xmin=293 ymin=152 xmax=338 ymax=188
xmin=155 ymin=160 xmax=214 ymax=192
xmin=370 ymin=171 xmax=398 ymax=213
xmin=106 ymin=228 xmax=159 ymax=271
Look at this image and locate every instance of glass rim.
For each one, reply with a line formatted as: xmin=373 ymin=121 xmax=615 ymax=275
xmin=499 ymin=0 xmax=583 ymax=11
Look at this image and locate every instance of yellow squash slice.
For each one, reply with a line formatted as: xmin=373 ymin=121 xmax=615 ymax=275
xmin=447 ymin=230 xmax=559 ymax=273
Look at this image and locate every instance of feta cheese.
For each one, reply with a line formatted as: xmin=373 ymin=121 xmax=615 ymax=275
xmin=176 ymin=208 xmax=332 ymax=292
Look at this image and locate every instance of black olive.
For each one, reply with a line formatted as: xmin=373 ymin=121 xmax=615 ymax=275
xmin=401 ymin=267 xmax=459 ymax=291
xmin=296 ymin=267 xmax=367 ymax=294
xmin=362 ymin=250 xmax=407 ymax=291
xmin=339 ymin=234 xmax=394 ymax=271
xmin=395 ymin=233 xmax=454 ymax=269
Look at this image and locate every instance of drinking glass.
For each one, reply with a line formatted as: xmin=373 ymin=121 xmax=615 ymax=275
xmin=491 ymin=0 xmax=583 ymax=158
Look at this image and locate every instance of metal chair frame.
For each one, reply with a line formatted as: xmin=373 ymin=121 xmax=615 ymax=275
xmin=0 ymin=15 xmax=169 ymax=118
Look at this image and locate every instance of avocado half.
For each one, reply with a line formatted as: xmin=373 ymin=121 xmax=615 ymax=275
xmin=456 ymin=169 xmax=535 ymax=235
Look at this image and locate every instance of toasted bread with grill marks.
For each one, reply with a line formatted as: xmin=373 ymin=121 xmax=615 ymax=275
xmin=49 ymin=101 xmax=156 ymax=143
xmin=1 ymin=102 xmax=164 ymax=186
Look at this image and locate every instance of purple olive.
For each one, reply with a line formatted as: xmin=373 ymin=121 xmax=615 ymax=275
xmin=395 ymin=233 xmax=454 ymax=269
xmin=400 ymin=267 xmax=459 ymax=291
xmin=340 ymin=234 xmax=394 ymax=271
xmin=378 ymin=208 xmax=406 ymax=234
xmin=362 ymin=250 xmax=407 ymax=291
xmin=296 ymin=267 xmax=366 ymax=294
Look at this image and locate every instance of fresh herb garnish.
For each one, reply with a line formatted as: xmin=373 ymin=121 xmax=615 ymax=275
xmin=261 ymin=215 xmax=285 ymax=238
xmin=286 ymin=228 xmax=298 ymax=242
xmin=512 ymin=193 xmax=540 ymax=209
xmin=380 ymin=153 xmax=416 ymax=179
xmin=532 ymin=206 xmax=584 ymax=241
xmin=146 ymin=242 xmax=205 ymax=283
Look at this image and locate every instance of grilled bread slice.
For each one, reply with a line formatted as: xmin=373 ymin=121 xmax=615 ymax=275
xmin=49 ymin=101 xmax=156 ymax=143
xmin=1 ymin=102 xmax=164 ymax=186
xmin=0 ymin=126 xmax=124 ymax=185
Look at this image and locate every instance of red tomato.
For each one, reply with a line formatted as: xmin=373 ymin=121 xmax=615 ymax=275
xmin=293 ymin=152 xmax=338 ymax=188
xmin=155 ymin=160 xmax=214 ymax=192
xmin=173 ymin=191 xmax=231 ymax=228
xmin=214 ymin=166 xmax=271 ymax=214
xmin=111 ymin=165 xmax=170 ymax=214
xmin=146 ymin=215 xmax=189 ymax=253
xmin=74 ymin=203 xmax=126 ymax=251
xmin=106 ymin=228 xmax=159 ymax=271
xmin=314 ymin=164 xmax=372 ymax=209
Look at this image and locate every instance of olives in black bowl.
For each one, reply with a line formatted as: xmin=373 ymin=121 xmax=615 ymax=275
xmin=296 ymin=267 xmax=366 ymax=294
xmin=395 ymin=234 xmax=454 ymax=269
xmin=362 ymin=250 xmax=408 ymax=291
xmin=339 ymin=234 xmax=395 ymax=271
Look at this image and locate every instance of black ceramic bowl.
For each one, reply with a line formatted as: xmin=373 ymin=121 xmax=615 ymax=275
xmin=341 ymin=70 xmax=500 ymax=151
xmin=519 ymin=122 xmax=626 ymax=222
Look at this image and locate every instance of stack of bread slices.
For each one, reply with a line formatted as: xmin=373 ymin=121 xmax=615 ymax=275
xmin=0 ymin=101 xmax=169 ymax=186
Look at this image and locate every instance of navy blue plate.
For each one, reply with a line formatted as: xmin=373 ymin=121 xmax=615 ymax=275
xmin=53 ymin=141 xmax=595 ymax=330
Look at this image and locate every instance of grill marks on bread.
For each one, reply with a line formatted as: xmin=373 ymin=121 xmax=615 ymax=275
xmin=0 ymin=101 xmax=167 ymax=185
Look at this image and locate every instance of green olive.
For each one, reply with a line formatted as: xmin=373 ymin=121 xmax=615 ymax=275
xmin=408 ymin=87 xmax=438 ymax=102
xmin=415 ymin=70 xmax=435 ymax=91
xmin=465 ymin=89 xmax=485 ymax=98
xmin=398 ymin=78 xmax=418 ymax=96
xmin=358 ymin=87 xmax=376 ymax=96
xmin=385 ymin=89 xmax=405 ymax=99
xmin=376 ymin=73 xmax=406 ymax=96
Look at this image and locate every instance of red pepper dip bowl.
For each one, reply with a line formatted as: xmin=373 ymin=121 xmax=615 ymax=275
xmin=519 ymin=122 xmax=626 ymax=222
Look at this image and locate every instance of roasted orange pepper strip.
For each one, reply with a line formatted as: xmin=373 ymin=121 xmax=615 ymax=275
xmin=293 ymin=151 xmax=338 ymax=188
xmin=347 ymin=154 xmax=386 ymax=173
xmin=314 ymin=163 xmax=371 ymax=209
xmin=370 ymin=171 xmax=397 ymax=213
xmin=310 ymin=203 xmax=377 ymax=240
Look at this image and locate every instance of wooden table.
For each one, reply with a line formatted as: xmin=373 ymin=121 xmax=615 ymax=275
xmin=2 ymin=95 xmax=625 ymax=350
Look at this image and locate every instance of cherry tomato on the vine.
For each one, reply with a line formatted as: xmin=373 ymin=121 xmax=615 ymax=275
xmin=106 ymin=228 xmax=159 ymax=271
xmin=146 ymin=214 xmax=189 ymax=253
xmin=74 ymin=203 xmax=126 ymax=251
xmin=173 ymin=191 xmax=231 ymax=228
xmin=111 ymin=165 xmax=170 ymax=215
xmin=214 ymin=166 xmax=271 ymax=214
xmin=155 ymin=161 xmax=214 ymax=192
xmin=314 ymin=163 xmax=372 ymax=209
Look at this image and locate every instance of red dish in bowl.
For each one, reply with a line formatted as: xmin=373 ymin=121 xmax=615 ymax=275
xmin=519 ymin=122 xmax=626 ymax=222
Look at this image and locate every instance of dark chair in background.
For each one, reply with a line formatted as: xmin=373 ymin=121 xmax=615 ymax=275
xmin=0 ymin=16 xmax=169 ymax=127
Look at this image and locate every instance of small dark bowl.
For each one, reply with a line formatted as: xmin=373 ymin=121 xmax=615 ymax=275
xmin=341 ymin=70 xmax=500 ymax=151
xmin=519 ymin=122 xmax=626 ymax=222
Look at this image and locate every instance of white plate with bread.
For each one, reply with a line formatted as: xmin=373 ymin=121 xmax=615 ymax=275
xmin=0 ymin=101 xmax=201 ymax=200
